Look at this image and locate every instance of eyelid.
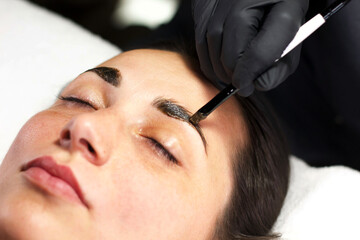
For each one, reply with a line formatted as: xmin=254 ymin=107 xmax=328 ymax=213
xmin=58 ymin=80 xmax=108 ymax=109
xmin=58 ymin=95 xmax=98 ymax=110
xmin=146 ymin=137 xmax=179 ymax=165
xmin=137 ymin=131 xmax=180 ymax=165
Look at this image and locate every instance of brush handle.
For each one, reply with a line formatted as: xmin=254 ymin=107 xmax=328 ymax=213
xmin=197 ymin=84 xmax=238 ymax=116
xmin=321 ymin=0 xmax=351 ymax=20
xmin=278 ymin=0 xmax=351 ymax=60
xmin=278 ymin=14 xmax=325 ymax=60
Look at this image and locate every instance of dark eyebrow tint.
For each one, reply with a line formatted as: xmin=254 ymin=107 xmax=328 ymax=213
xmin=152 ymin=97 xmax=207 ymax=151
xmin=85 ymin=67 xmax=121 ymax=87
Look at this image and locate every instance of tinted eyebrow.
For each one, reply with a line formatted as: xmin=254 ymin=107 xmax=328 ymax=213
xmin=85 ymin=67 xmax=121 ymax=87
xmin=152 ymin=97 xmax=207 ymax=152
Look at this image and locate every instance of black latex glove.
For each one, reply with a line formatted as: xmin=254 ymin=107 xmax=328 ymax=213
xmin=192 ymin=0 xmax=309 ymax=96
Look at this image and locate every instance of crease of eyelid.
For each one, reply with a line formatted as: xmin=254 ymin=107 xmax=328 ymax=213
xmin=152 ymin=97 xmax=208 ymax=152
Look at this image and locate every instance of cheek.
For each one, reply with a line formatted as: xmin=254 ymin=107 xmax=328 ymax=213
xmin=3 ymin=111 xmax=68 ymax=169
xmin=92 ymin=166 xmax=200 ymax=239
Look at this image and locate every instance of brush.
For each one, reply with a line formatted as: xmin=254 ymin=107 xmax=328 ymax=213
xmin=189 ymin=0 xmax=352 ymax=125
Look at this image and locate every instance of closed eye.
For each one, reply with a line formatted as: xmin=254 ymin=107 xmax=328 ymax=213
xmin=58 ymin=96 xmax=178 ymax=165
xmin=58 ymin=96 xmax=97 ymax=110
xmin=146 ymin=137 xmax=179 ymax=165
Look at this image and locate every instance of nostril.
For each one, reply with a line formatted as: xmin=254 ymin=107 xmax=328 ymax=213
xmin=88 ymin=144 xmax=96 ymax=154
xmin=61 ymin=130 xmax=71 ymax=140
xmin=80 ymin=138 xmax=96 ymax=155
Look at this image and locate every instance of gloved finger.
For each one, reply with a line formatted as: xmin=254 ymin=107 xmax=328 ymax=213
xmin=206 ymin=1 xmax=234 ymax=84
xmin=237 ymin=84 xmax=255 ymax=97
xmin=193 ymin=0 xmax=220 ymax=83
xmin=221 ymin=6 xmax=264 ymax=78
xmin=192 ymin=0 xmax=217 ymax=20
xmin=232 ymin=1 xmax=305 ymax=91
xmin=195 ymin=40 xmax=219 ymax=83
xmin=255 ymin=44 xmax=302 ymax=91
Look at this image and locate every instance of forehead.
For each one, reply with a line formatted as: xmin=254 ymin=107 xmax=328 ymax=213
xmin=99 ymin=49 xmax=247 ymax=155
xmin=100 ymin=49 xmax=216 ymax=103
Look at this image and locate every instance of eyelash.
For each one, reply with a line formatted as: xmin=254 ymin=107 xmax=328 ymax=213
xmin=58 ymin=96 xmax=178 ymax=165
xmin=146 ymin=137 xmax=179 ymax=165
xmin=58 ymin=96 xmax=96 ymax=110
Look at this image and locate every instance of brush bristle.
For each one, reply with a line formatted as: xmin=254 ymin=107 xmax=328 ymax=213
xmin=189 ymin=112 xmax=206 ymax=125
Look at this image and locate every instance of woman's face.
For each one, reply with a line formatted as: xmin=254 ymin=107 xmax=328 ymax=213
xmin=0 ymin=49 xmax=246 ymax=240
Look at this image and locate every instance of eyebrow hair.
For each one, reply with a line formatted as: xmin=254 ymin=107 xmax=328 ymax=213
xmin=152 ymin=97 xmax=207 ymax=152
xmin=85 ymin=67 xmax=121 ymax=87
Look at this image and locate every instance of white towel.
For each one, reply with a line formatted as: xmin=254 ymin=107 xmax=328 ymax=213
xmin=273 ymin=156 xmax=360 ymax=240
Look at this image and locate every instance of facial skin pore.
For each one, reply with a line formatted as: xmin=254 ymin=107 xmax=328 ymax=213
xmin=0 ymin=49 xmax=247 ymax=240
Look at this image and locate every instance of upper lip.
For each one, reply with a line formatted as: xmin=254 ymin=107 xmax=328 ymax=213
xmin=21 ymin=156 xmax=88 ymax=208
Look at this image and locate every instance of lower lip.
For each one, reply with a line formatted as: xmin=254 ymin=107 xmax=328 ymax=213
xmin=22 ymin=167 xmax=84 ymax=206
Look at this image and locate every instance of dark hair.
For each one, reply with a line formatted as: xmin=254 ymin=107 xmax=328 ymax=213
xmin=213 ymin=94 xmax=289 ymax=240
xmin=134 ymin=40 xmax=290 ymax=240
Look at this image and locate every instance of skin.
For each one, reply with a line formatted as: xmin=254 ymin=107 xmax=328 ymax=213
xmin=0 ymin=49 xmax=247 ymax=240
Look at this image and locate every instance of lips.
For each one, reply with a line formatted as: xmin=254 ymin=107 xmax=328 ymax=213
xmin=21 ymin=156 xmax=88 ymax=208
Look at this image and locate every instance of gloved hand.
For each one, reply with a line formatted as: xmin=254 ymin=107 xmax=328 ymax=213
xmin=192 ymin=0 xmax=309 ymax=96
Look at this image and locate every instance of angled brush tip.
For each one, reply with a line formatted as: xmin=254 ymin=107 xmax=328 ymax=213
xmin=189 ymin=112 xmax=206 ymax=125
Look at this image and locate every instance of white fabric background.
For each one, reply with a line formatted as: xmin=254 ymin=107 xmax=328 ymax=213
xmin=0 ymin=0 xmax=120 ymax=161
xmin=0 ymin=0 xmax=359 ymax=239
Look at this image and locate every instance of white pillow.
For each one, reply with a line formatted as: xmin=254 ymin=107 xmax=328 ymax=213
xmin=273 ymin=157 xmax=360 ymax=240
xmin=1 ymin=1 xmax=359 ymax=240
xmin=0 ymin=0 xmax=121 ymax=161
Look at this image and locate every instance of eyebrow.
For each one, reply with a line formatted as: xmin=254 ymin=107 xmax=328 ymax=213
xmin=152 ymin=97 xmax=207 ymax=152
xmin=85 ymin=67 xmax=121 ymax=87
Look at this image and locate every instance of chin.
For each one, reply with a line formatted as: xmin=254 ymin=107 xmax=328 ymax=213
xmin=0 ymin=191 xmax=47 ymax=239
xmin=0 ymin=175 xmax=90 ymax=240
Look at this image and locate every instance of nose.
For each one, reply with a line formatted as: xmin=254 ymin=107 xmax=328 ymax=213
xmin=59 ymin=115 xmax=110 ymax=166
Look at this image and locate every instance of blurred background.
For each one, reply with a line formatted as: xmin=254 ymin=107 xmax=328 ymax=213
xmin=29 ymin=0 xmax=193 ymax=50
